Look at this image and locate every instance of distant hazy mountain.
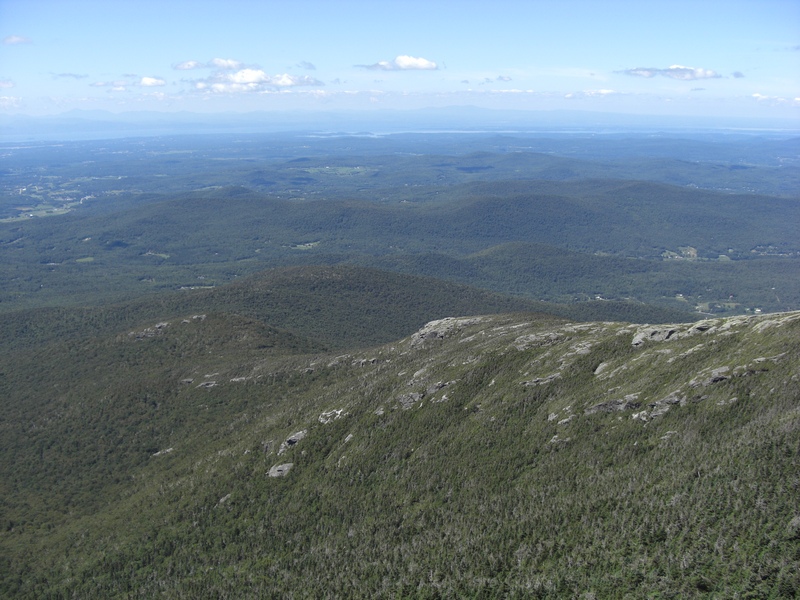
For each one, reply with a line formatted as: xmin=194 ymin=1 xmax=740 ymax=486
xmin=3 ymin=107 xmax=799 ymax=141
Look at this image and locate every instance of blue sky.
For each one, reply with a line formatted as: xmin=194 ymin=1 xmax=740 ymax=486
xmin=1 ymin=0 xmax=798 ymax=120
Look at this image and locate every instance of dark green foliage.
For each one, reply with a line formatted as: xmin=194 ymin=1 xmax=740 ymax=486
xmin=1 ymin=306 xmax=798 ymax=598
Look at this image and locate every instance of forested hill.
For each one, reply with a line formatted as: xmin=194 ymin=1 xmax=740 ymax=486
xmin=3 ymin=178 xmax=799 ymax=315
xmin=1 ymin=307 xmax=798 ymax=597
xmin=0 ymin=264 xmax=691 ymax=354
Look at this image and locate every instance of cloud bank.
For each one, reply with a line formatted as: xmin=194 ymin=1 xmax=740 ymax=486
xmin=172 ymin=58 xmax=323 ymax=93
xmin=194 ymin=69 xmax=323 ymax=93
xmin=619 ymin=65 xmax=721 ymax=80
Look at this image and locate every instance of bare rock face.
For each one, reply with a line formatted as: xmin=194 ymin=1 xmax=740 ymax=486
xmin=398 ymin=392 xmax=424 ymax=409
xmin=410 ymin=317 xmax=485 ymax=347
xmin=586 ymin=395 xmax=641 ymax=415
xmin=632 ymin=326 xmax=679 ymax=346
xmin=690 ymin=366 xmax=731 ymax=388
xmin=268 ymin=463 xmax=294 ymax=477
xmin=277 ymin=430 xmax=307 ymax=455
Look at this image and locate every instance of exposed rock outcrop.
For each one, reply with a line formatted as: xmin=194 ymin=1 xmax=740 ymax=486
xmin=278 ymin=430 xmax=307 ymax=455
xmin=268 ymin=463 xmax=294 ymax=477
xmin=586 ymin=394 xmax=641 ymax=415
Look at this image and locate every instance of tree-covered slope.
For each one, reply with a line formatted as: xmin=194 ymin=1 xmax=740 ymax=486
xmin=0 ymin=264 xmax=691 ymax=355
xmin=2 ymin=308 xmax=798 ymax=598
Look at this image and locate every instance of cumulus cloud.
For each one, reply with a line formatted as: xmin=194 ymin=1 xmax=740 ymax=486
xmin=174 ymin=60 xmax=204 ymax=70
xmin=194 ymin=68 xmax=323 ymax=93
xmin=357 ymin=55 xmax=438 ymax=71
xmin=209 ymin=58 xmax=242 ymax=70
xmin=3 ymin=35 xmax=31 ymax=45
xmin=618 ymin=65 xmax=721 ymax=80
xmin=140 ymin=76 xmax=166 ymax=87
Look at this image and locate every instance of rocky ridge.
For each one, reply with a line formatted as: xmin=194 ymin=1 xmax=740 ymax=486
xmin=262 ymin=310 xmax=799 ymax=472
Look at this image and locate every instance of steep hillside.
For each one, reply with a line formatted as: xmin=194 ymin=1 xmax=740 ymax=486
xmin=2 ymin=309 xmax=798 ymax=598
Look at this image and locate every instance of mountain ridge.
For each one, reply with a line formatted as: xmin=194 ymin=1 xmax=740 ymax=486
xmin=2 ymin=306 xmax=798 ymax=597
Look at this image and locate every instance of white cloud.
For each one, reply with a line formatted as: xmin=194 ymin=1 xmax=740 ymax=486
xmin=140 ymin=77 xmax=166 ymax=87
xmin=271 ymin=74 xmax=320 ymax=87
xmin=229 ymin=69 xmax=269 ymax=84
xmin=209 ymin=58 xmax=243 ymax=70
xmin=0 ymin=96 xmax=21 ymax=108
xmin=565 ymin=89 xmax=619 ymax=99
xmin=752 ymin=93 xmax=798 ymax=105
xmin=194 ymin=69 xmax=324 ymax=93
xmin=619 ymin=65 xmax=721 ymax=80
xmin=174 ymin=60 xmax=203 ymax=70
xmin=3 ymin=35 xmax=31 ymax=45
xmin=0 ymin=80 xmax=14 ymax=89
xmin=358 ymin=55 xmax=438 ymax=71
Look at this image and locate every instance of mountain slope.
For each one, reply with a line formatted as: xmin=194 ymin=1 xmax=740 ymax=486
xmin=2 ymin=309 xmax=798 ymax=598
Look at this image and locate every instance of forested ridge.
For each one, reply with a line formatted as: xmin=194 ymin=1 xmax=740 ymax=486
xmin=1 ymin=304 xmax=798 ymax=597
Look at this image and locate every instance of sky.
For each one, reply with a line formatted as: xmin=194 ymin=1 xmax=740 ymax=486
xmin=0 ymin=0 xmax=798 ymax=121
